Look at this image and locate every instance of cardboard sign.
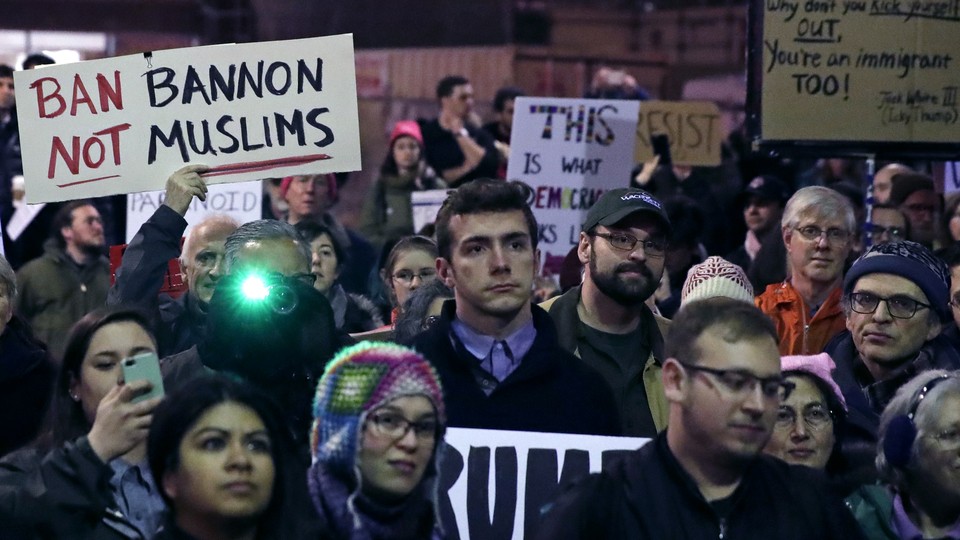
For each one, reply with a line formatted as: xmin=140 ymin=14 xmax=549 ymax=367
xmin=634 ymin=100 xmax=723 ymax=166
xmin=506 ymin=97 xmax=640 ymax=270
xmin=438 ymin=428 xmax=648 ymax=540
xmin=760 ymin=0 xmax=960 ymax=142
xmin=14 ymin=34 xmax=361 ymax=203
xmin=125 ymin=180 xmax=263 ymax=242
xmin=411 ymin=188 xmax=452 ymax=234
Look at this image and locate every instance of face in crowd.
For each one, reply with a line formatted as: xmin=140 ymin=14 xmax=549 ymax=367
xmin=0 ymin=76 xmax=14 ymax=111
xmin=869 ymin=207 xmax=907 ymax=246
xmin=441 ymin=83 xmax=474 ymax=120
xmin=231 ymin=237 xmax=310 ymax=280
xmin=392 ymin=136 xmax=421 ymax=172
xmin=285 ymin=175 xmax=332 ymax=220
xmin=387 ymin=248 xmax=438 ymax=309
xmin=63 ymin=204 xmax=106 ymax=254
xmin=580 ymin=213 xmax=666 ymax=306
xmin=763 ymin=373 xmax=836 ymax=470
xmin=162 ymin=401 xmax=276 ymax=532
xmin=743 ymin=196 xmax=782 ymax=236
xmin=309 ymin=233 xmax=340 ymax=297
xmin=900 ymin=189 xmax=939 ymax=245
xmin=358 ymin=395 xmax=439 ymax=500
xmin=784 ymin=212 xmax=852 ymax=286
xmin=439 ymin=209 xmax=538 ymax=327
xmin=183 ymin=220 xmax=236 ymax=305
xmin=845 ymin=273 xmax=941 ymax=379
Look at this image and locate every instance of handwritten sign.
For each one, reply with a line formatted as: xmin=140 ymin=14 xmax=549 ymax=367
xmin=760 ymin=0 xmax=960 ymax=142
xmin=507 ymin=97 xmax=640 ymax=270
xmin=124 ymin=180 xmax=263 ymax=242
xmin=438 ymin=428 xmax=648 ymax=540
xmin=635 ymin=100 xmax=722 ymax=166
xmin=14 ymin=34 xmax=360 ymax=203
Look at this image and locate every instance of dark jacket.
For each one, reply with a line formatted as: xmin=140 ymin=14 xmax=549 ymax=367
xmin=107 ymin=204 xmax=203 ymax=357
xmin=539 ymin=285 xmax=669 ymax=436
xmin=825 ymin=330 xmax=960 ymax=486
xmin=410 ymin=301 xmax=621 ymax=435
xmin=845 ymin=485 xmax=898 ymax=540
xmin=536 ymin=432 xmax=867 ymax=540
xmin=0 ymin=316 xmax=56 ymax=458
xmin=0 ymin=437 xmax=155 ymax=539
xmin=418 ymin=119 xmax=499 ymax=187
xmin=15 ymin=239 xmax=110 ymax=359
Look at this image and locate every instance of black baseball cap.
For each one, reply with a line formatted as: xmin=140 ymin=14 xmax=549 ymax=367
xmin=741 ymin=175 xmax=789 ymax=205
xmin=582 ymin=188 xmax=671 ymax=233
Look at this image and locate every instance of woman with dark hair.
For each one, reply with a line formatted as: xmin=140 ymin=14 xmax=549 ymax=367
xmin=308 ymin=342 xmax=446 ymax=539
xmin=0 ymin=306 xmax=166 ymax=538
xmin=393 ymin=279 xmax=454 ymax=345
xmin=295 ymin=220 xmax=383 ymax=333
xmin=763 ymin=353 xmax=849 ymax=475
xmin=148 ymin=374 xmax=312 ymax=540
xmin=359 ymin=120 xmax=445 ymax=249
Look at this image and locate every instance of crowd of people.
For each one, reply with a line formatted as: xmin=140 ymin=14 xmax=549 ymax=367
xmin=1 ymin=60 xmax=959 ymax=539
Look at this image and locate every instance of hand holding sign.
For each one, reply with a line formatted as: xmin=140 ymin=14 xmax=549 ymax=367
xmin=163 ymin=164 xmax=210 ymax=215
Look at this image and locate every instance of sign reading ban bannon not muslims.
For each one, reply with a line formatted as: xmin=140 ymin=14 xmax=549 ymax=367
xmin=14 ymin=34 xmax=361 ymax=204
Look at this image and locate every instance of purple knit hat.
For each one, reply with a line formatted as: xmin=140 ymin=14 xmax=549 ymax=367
xmin=780 ymin=353 xmax=847 ymax=412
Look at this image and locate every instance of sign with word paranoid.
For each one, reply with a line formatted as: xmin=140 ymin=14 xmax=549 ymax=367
xmin=14 ymin=34 xmax=361 ymax=203
xmin=635 ymin=100 xmax=723 ymax=166
xmin=438 ymin=428 xmax=648 ymax=540
xmin=760 ymin=0 xmax=960 ymax=142
xmin=507 ymin=97 xmax=641 ymax=267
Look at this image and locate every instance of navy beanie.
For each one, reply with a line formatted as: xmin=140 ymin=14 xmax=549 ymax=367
xmin=843 ymin=241 xmax=950 ymax=321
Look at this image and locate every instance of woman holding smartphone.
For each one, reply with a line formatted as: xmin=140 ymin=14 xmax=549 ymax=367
xmin=0 ymin=306 xmax=166 ymax=539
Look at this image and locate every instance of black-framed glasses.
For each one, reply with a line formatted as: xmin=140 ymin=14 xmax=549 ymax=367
xmin=869 ymin=224 xmax=905 ymax=241
xmin=848 ymin=291 xmax=931 ymax=319
xmin=678 ymin=361 xmax=794 ymax=400
xmin=794 ymin=226 xmax=850 ymax=244
xmin=774 ymin=403 xmax=833 ymax=431
xmin=592 ymin=232 xmax=667 ymax=257
xmin=366 ymin=410 xmax=438 ymax=441
xmin=392 ymin=269 xmax=437 ymax=285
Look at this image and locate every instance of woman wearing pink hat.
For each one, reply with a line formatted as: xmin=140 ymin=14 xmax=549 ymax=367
xmin=359 ymin=120 xmax=446 ymax=249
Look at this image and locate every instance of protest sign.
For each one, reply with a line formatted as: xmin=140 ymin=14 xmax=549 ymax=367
xmin=411 ymin=188 xmax=452 ymax=233
xmin=437 ymin=428 xmax=648 ymax=540
xmin=14 ymin=34 xmax=360 ymax=203
xmin=125 ymin=180 xmax=263 ymax=243
xmin=506 ymin=97 xmax=640 ymax=270
xmin=759 ymin=0 xmax=960 ymax=143
xmin=634 ymin=100 xmax=723 ymax=166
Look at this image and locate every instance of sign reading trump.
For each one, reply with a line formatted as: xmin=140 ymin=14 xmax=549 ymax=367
xmin=14 ymin=34 xmax=361 ymax=203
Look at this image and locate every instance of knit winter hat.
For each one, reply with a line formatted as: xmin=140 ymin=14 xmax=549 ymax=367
xmin=680 ymin=256 xmax=754 ymax=306
xmin=279 ymin=173 xmax=338 ymax=202
xmin=309 ymin=341 xmax=445 ymax=477
xmin=781 ymin=353 xmax=847 ymax=412
xmin=843 ymin=240 xmax=950 ymax=321
xmin=389 ymin=120 xmax=424 ymax=147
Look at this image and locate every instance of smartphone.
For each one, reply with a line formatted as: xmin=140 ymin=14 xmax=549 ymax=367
xmin=121 ymin=351 xmax=165 ymax=403
xmin=650 ymin=133 xmax=673 ymax=166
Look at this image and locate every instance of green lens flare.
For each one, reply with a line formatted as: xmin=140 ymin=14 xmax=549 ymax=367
xmin=241 ymin=275 xmax=270 ymax=301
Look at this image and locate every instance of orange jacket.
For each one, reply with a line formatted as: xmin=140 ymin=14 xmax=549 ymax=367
xmin=755 ymin=281 xmax=847 ymax=356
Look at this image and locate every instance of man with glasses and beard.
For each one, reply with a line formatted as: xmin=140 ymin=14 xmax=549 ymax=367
xmin=537 ymin=298 xmax=866 ymax=540
xmin=541 ymin=188 xmax=671 ymax=437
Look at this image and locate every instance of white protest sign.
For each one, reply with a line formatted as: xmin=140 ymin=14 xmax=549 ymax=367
xmin=411 ymin=188 xmax=451 ymax=233
xmin=14 ymin=34 xmax=360 ymax=203
xmin=437 ymin=427 xmax=648 ymax=540
xmin=506 ymin=97 xmax=640 ymax=273
xmin=946 ymin=162 xmax=960 ymax=196
xmin=125 ymin=180 xmax=263 ymax=243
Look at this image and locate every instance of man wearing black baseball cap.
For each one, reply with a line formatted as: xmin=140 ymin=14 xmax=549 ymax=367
xmin=726 ymin=175 xmax=789 ymax=272
xmin=541 ymin=187 xmax=672 ymax=437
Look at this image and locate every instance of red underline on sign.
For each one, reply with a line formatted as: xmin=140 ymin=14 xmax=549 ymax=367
xmin=201 ymin=154 xmax=333 ymax=178
xmin=57 ymin=174 xmax=121 ymax=188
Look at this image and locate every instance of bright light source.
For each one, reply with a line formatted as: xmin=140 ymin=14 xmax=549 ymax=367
xmin=241 ymin=275 xmax=270 ymax=301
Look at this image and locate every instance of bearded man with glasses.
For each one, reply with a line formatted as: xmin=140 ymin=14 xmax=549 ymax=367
xmin=537 ymin=297 xmax=865 ymax=540
xmin=756 ymin=186 xmax=857 ymax=355
xmin=541 ymin=188 xmax=672 ymax=437
xmin=825 ymin=240 xmax=960 ymax=486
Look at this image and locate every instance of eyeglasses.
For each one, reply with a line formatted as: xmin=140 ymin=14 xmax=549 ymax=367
xmin=869 ymin=224 xmax=905 ymax=241
xmin=392 ymin=269 xmax=437 ymax=285
xmin=774 ymin=403 xmax=833 ymax=431
xmin=592 ymin=232 xmax=667 ymax=257
xmin=678 ymin=361 xmax=795 ymax=400
xmin=366 ymin=411 xmax=438 ymax=441
xmin=924 ymin=427 xmax=960 ymax=452
xmin=794 ymin=226 xmax=850 ymax=244
xmin=848 ymin=291 xmax=931 ymax=319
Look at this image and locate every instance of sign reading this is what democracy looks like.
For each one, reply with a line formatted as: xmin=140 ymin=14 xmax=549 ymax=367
xmin=507 ymin=97 xmax=640 ymax=269
xmin=15 ymin=34 xmax=360 ymax=203
xmin=761 ymin=0 xmax=960 ymax=142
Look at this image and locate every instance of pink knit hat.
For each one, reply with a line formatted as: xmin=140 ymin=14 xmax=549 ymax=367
xmin=280 ymin=173 xmax=338 ymax=202
xmin=680 ymin=256 xmax=754 ymax=306
xmin=780 ymin=353 xmax=848 ymax=411
xmin=389 ymin=120 xmax=424 ymax=147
